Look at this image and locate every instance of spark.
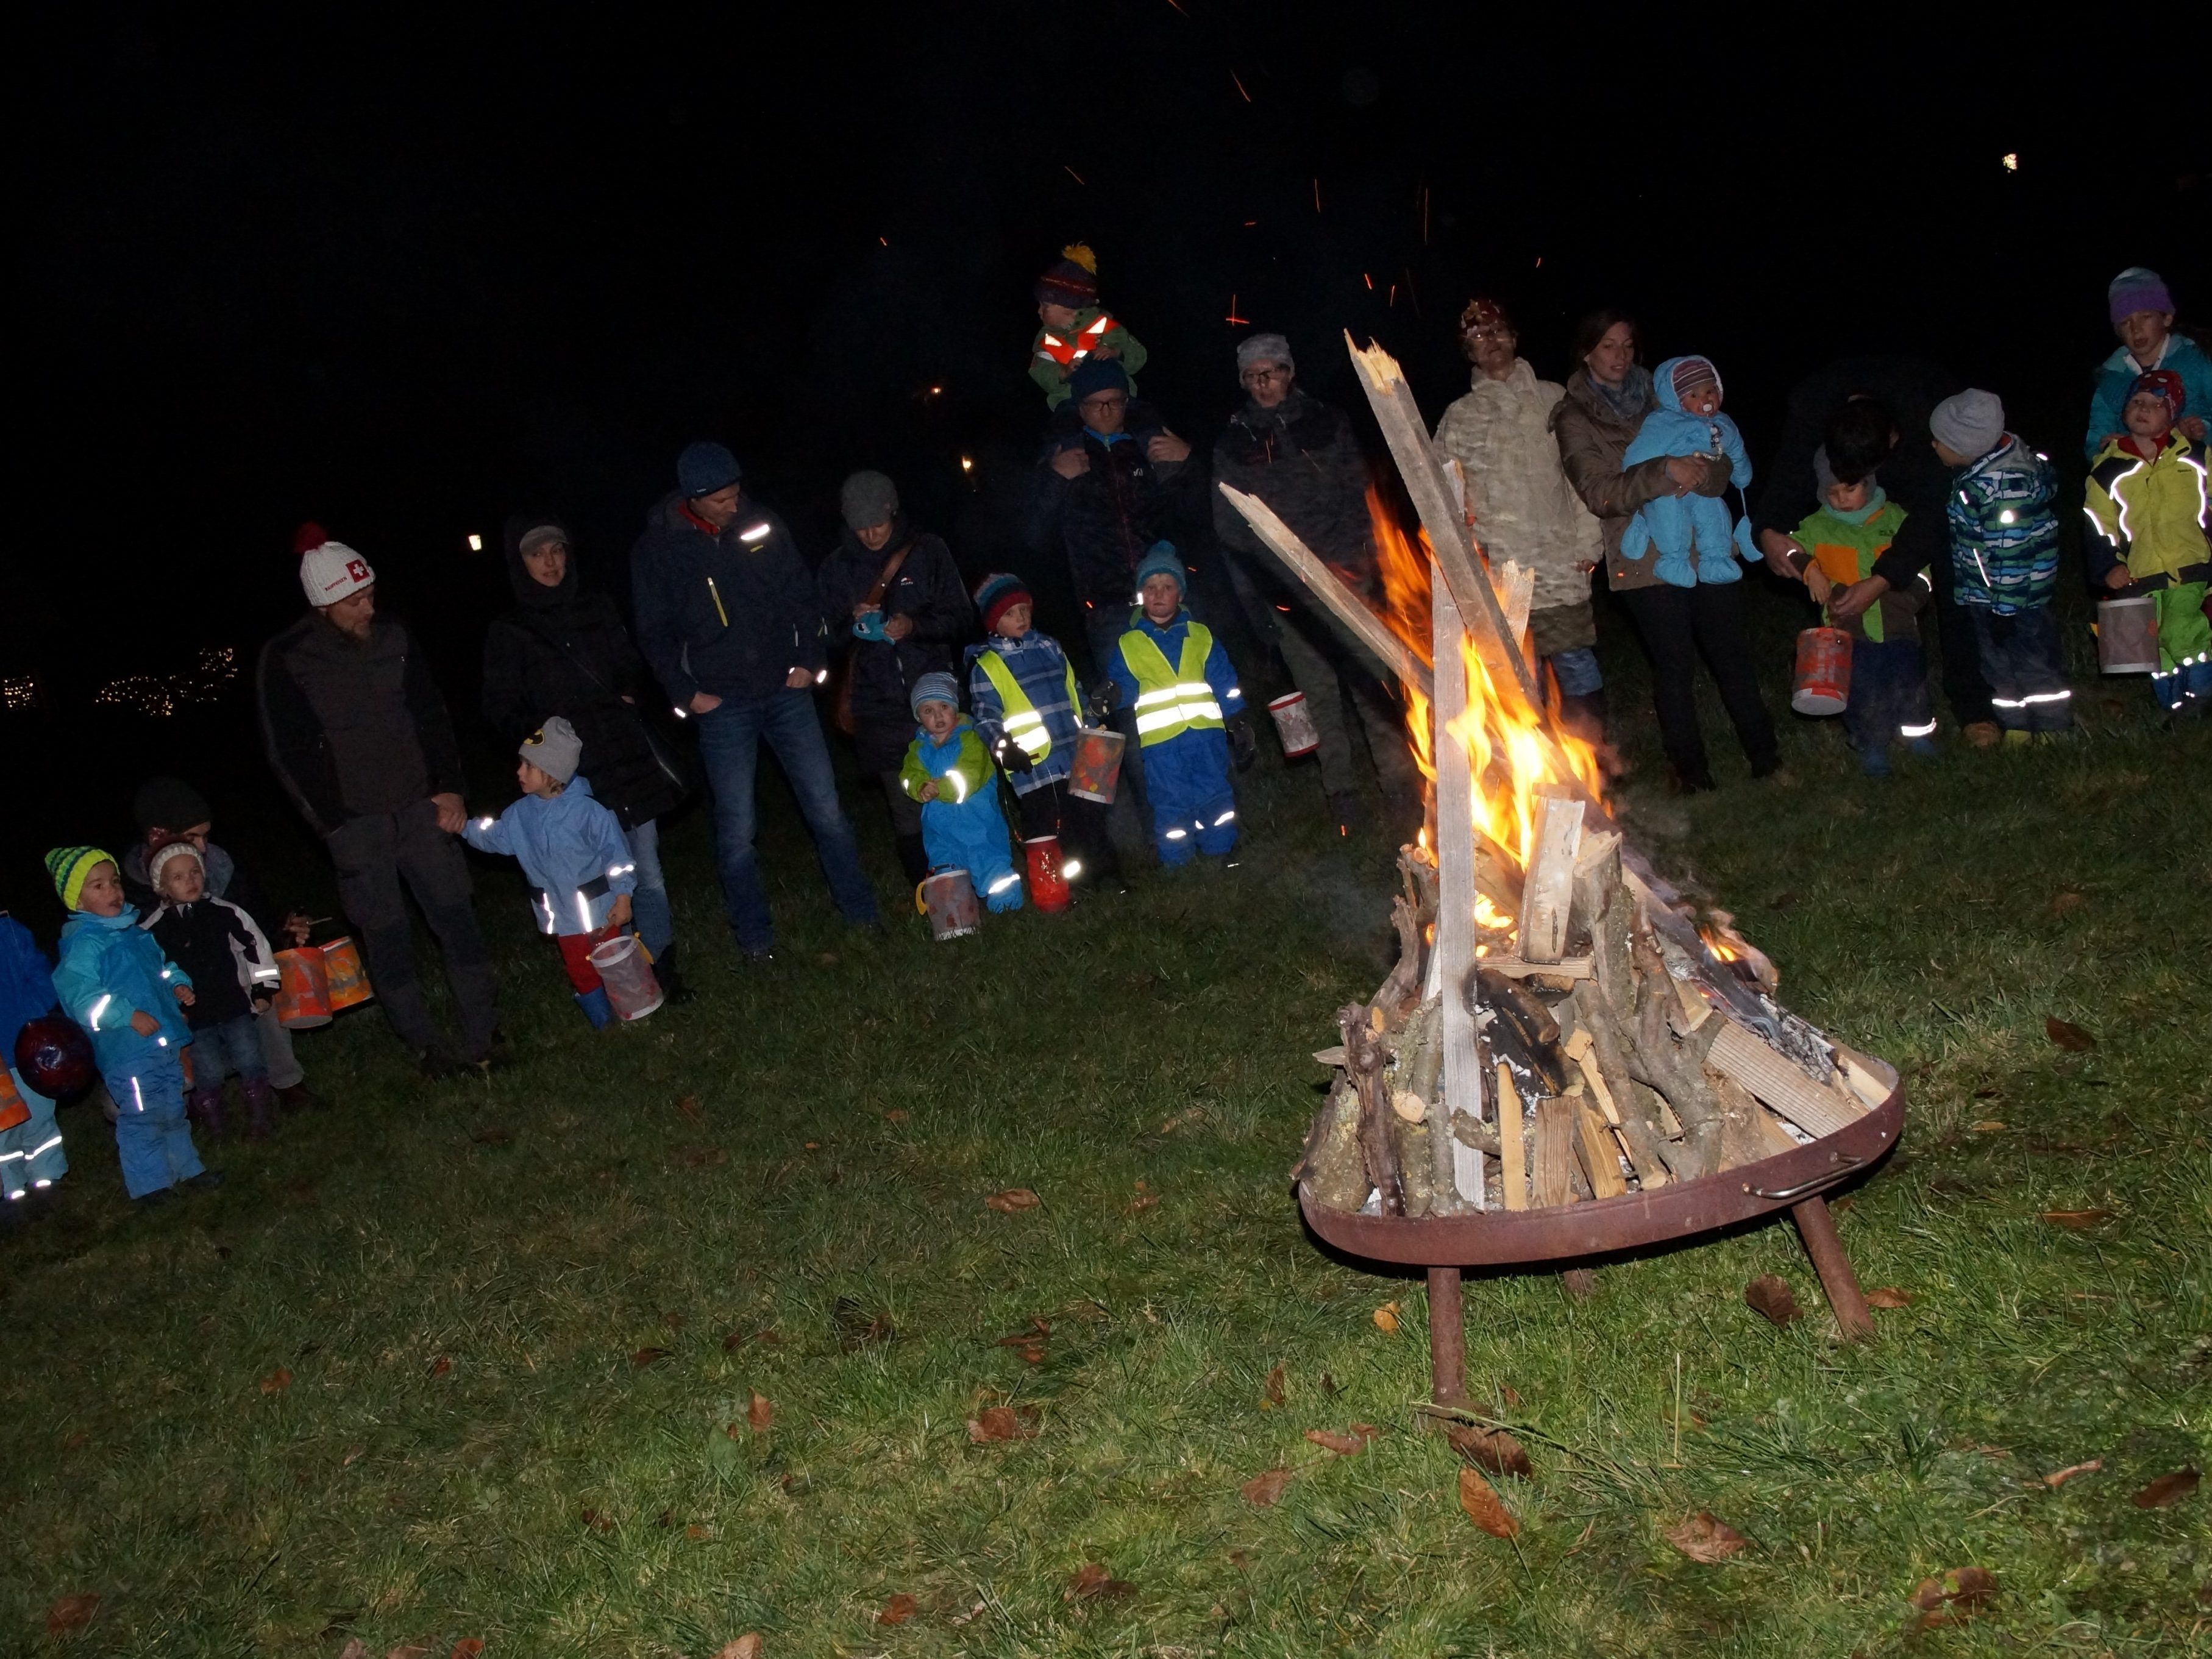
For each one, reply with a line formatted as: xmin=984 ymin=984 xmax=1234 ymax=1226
xmin=1242 ymin=219 xmax=1257 ymax=227
xmin=1231 ymin=69 xmax=1251 ymax=103
xmin=1064 ymin=165 xmax=1086 ymax=185
xmin=2001 ymin=152 xmax=2019 ymax=172
xmin=1225 ymin=293 xmax=1248 ymax=325
xmin=878 ymin=235 xmax=889 ymax=246
xmin=1363 ymin=272 xmax=1373 ymax=290
xmin=1164 ymin=0 xmax=1189 ymax=12
xmin=1388 ymin=284 xmax=1398 ymax=307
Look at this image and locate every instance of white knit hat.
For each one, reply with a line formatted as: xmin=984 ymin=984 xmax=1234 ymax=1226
xmin=300 ymin=540 xmax=376 ymax=606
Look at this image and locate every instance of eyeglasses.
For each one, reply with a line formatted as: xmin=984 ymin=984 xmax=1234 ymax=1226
xmin=1240 ymin=367 xmax=1289 ymax=386
xmin=1465 ymin=327 xmax=1513 ymax=343
xmin=1080 ymin=394 xmax=1127 ymax=412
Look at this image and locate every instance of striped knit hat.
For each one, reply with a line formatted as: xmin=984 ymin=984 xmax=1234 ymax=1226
xmin=46 ymin=846 xmax=116 ymax=912
xmin=909 ymin=672 xmax=961 ymax=716
xmin=972 ymin=572 xmax=1033 ymax=634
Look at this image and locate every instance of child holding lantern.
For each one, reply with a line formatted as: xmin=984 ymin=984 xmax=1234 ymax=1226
xmin=900 ymin=673 xmax=1025 ymax=913
xmin=2083 ymin=370 xmax=2211 ymax=717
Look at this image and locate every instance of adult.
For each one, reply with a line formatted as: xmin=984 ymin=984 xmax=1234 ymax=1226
xmin=1432 ymin=299 xmax=1608 ymax=748
xmin=258 ymin=535 xmax=502 ymax=1075
xmin=481 ymin=513 xmax=692 ymax=1000
xmin=631 ymin=442 xmax=882 ymax=961
xmin=817 ymin=471 xmax=975 ymax=887
xmin=1210 ymin=331 xmax=1417 ymax=828
xmin=118 ymin=776 xmax=321 ymax=1111
xmin=2085 ymin=267 xmax=2210 ymax=461
xmin=1750 ymin=357 xmax=1994 ymax=742
xmin=1551 ymin=310 xmax=1776 ymax=790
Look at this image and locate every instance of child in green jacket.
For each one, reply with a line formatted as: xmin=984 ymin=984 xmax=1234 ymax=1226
xmin=900 ymin=674 xmax=1023 ymax=912
xmin=2085 ymin=370 xmax=2211 ymax=714
xmin=1028 ymin=244 xmax=1148 ymax=410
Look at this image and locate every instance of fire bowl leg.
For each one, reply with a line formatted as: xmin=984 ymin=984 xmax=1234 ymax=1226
xmin=1792 ymin=1197 xmax=1875 ymax=1343
xmin=1426 ymin=1265 xmax=1468 ymax=1405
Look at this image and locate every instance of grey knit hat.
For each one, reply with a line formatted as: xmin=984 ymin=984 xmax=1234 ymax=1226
xmin=1930 ymin=389 xmax=2004 ymax=459
xmin=1236 ymin=332 xmax=1294 ymax=378
xmin=839 ymin=470 xmax=900 ymax=531
xmin=521 ymin=716 xmax=584 ymax=785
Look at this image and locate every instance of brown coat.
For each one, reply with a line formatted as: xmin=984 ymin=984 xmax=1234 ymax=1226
xmin=1549 ymin=369 xmax=1729 ymax=593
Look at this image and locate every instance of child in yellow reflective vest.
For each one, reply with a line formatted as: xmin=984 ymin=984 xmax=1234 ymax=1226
xmin=900 ymin=674 xmax=1023 ymax=911
xmin=1029 ymin=244 xmax=1148 ymax=410
xmin=2085 ymin=370 xmax=2211 ymax=714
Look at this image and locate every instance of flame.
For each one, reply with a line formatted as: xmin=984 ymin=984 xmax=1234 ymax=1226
xmin=1473 ymin=894 xmax=1514 ymax=931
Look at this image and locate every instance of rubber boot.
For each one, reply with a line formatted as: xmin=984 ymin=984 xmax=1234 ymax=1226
xmin=241 ymin=1079 xmax=277 ymax=1141
xmin=894 ymin=831 xmax=930 ymax=887
xmin=653 ymin=945 xmax=695 ymax=1006
xmin=575 ymin=986 xmax=614 ymax=1029
xmin=187 ymin=1086 xmax=226 ymax=1142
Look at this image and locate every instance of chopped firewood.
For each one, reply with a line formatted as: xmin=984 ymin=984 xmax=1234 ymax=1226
xmin=1517 ymin=793 xmax=1585 ymax=964
xmin=1496 ymin=1063 xmax=1528 ymax=1210
xmin=1829 ymin=1042 xmax=1896 ymax=1109
xmin=1532 ymin=1098 xmax=1580 ymax=1207
xmin=1705 ymin=1021 xmax=1863 ymax=1140
xmin=1473 ymin=968 xmax=1568 ymax=1096
xmin=1449 ymin=1112 xmax=1502 ymax=1157
xmin=1301 ymin=1082 xmax=1371 ymax=1212
xmin=1624 ymin=921 xmax=1727 ymax=1180
xmin=1573 ymin=1100 xmax=1629 ymax=1199
xmin=1373 ymin=895 xmax=1425 ymax=1031
xmin=1709 ymin=1071 xmax=1770 ymax=1171
xmin=1398 ymin=1118 xmax=1435 ymax=1217
xmin=1341 ymin=1004 xmax=1404 ymax=1216
xmin=1474 ymin=956 xmax=1595 ymax=981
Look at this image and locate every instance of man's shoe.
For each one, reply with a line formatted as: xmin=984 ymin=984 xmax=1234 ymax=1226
xmin=1963 ymin=720 xmax=2003 ymax=748
xmin=276 ymin=1082 xmax=321 ymax=1112
xmin=183 ymin=1170 xmax=226 ymax=1192
xmin=653 ymin=948 xmax=697 ymax=1006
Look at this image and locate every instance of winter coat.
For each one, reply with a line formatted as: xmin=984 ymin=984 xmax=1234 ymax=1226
xmin=1104 ymin=609 xmax=1243 ymax=763
xmin=965 ymin=628 xmax=1084 ymax=793
xmin=1790 ymin=496 xmax=1925 ymax=644
xmin=121 ymin=839 xmax=279 ymax=938
xmin=817 ymin=520 xmax=975 ymax=772
xmin=2083 ymin=433 xmax=2212 ymax=587
xmin=631 ymin=492 xmax=828 ymax=708
xmin=2085 ymin=333 xmax=2212 ymax=463
xmin=1751 ymin=356 xmax=1962 ymax=593
xmin=1025 ymin=423 xmax=1198 ymax=614
xmin=1620 ymin=358 xmax=1756 ymax=587
xmin=1434 ymin=361 xmax=1604 ymax=613
xmin=1210 ymin=390 xmax=1375 ymax=577
xmin=463 ymin=777 xmax=638 ymax=939
xmin=0 ymin=915 xmax=58 ymax=1052
xmin=1030 ymin=307 xmax=1149 ymax=408
xmin=1945 ymin=436 xmax=2062 ymax=614
xmin=1551 ymin=367 xmax=1707 ymax=592
xmin=482 ymin=514 xmax=684 ymax=831
xmin=141 ymin=897 xmax=278 ymax=1029
xmin=258 ymin=611 xmax=467 ymax=837
xmin=899 ymin=719 xmax=1022 ymax=911
xmin=54 ymin=909 xmax=192 ymax=1076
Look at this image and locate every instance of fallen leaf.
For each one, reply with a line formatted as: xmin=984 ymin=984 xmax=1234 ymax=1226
xmin=677 ymin=1093 xmax=703 ymax=1121
xmin=1949 ymin=1566 xmax=1997 ymax=1610
xmin=449 ymin=1642 xmax=485 ymax=1659
xmin=681 ymin=1146 xmax=729 ymax=1168
xmin=1743 ymin=1274 xmax=1802 ymax=1326
xmin=1262 ymin=1362 xmax=1286 ymax=1407
xmin=986 ymin=1188 xmax=1041 ymax=1213
xmin=1665 ymin=1512 xmax=1749 ymax=1563
xmin=2049 ymin=892 xmax=2085 ymax=917
xmin=386 ymin=1644 xmax=431 ymax=1659
xmin=949 ymin=1600 xmax=987 ymax=1626
xmin=1128 ymin=1190 xmax=1159 ymax=1212
xmin=46 ymin=1594 xmax=100 ymax=1635
xmin=1065 ymin=1561 xmax=1135 ymax=1600
xmin=2040 ymin=1209 xmax=2115 ymax=1229
xmin=1865 ymin=1287 xmax=1915 ymax=1309
xmin=1446 ymin=1422 xmax=1532 ymax=1479
xmin=1500 ymin=1384 xmax=1521 ymax=1407
xmin=260 ymin=1366 xmax=293 ymax=1394
xmin=2044 ymin=1017 xmax=2096 ymax=1052
xmin=885 ymin=1108 xmax=908 ymax=1122
xmin=1457 ymin=1466 xmax=1518 ymax=1538
xmin=1373 ymin=1301 xmax=1400 ymax=1334
xmin=747 ymin=1391 xmax=773 ymax=1432
xmin=338 ymin=1642 xmax=369 ymax=1659
xmin=1242 ymin=1467 xmax=1293 ymax=1507
xmin=714 ymin=1638 xmax=764 ymax=1659
xmin=2133 ymin=1466 xmax=2200 ymax=1508
xmin=470 ymin=1125 xmax=513 ymax=1146
xmin=631 ymin=1346 xmax=671 ymax=1368
xmin=582 ymin=1505 xmax=613 ymax=1532
xmin=63 ymin=1431 xmax=88 ymax=1451
xmin=877 ymin=1593 xmax=919 ymax=1625
xmin=1304 ymin=1427 xmax=1373 ymax=1455
xmin=1971 ymin=1120 xmax=2007 ymax=1132
xmin=663 ymin=1312 xmax=686 ymax=1330
xmin=343 ymin=1444 xmax=366 ymax=1466
xmin=2042 ymin=1458 xmax=2102 ymax=1488
xmin=429 ymin=1355 xmax=452 ymax=1378
xmin=967 ymin=1404 xmax=1040 ymax=1443
xmin=1972 ymin=1082 xmax=2002 ymax=1099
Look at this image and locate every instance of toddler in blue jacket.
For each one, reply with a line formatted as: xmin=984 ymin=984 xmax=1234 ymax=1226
xmin=0 ymin=912 xmax=68 ymax=1210
xmin=46 ymin=847 xmax=220 ymax=1204
xmin=464 ymin=718 xmax=639 ymax=1027
xmin=900 ymin=672 xmax=1023 ymax=912
xmin=1620 ymin=355 xmax=1759 ymax=586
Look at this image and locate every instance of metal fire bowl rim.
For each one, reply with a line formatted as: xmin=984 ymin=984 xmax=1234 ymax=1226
xmin=1299 ymin=1084 xmax=1904 ymax=1268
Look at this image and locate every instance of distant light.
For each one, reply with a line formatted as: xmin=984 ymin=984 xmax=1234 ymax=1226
xmin=467 ymin=533 xmax=483 ymax=552
xmin=2001 ymin=152 xmax=2019 ymax=172
xmin=959 ymin=456 xmax=975 ymax=473
xmin=929 ymin=385 xmax=942 ymax=396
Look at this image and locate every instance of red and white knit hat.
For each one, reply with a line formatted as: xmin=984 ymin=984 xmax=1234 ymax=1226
xmin=299 ymin=539 xmax=375 ymax=605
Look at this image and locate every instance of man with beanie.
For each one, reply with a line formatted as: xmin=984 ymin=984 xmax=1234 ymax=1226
xmin=2085 ymin=267 xmax=2211 ymax=462
xmin=632 ymin=442 xmax=882 ymax=959
xmin=258 ymin=535 xmax=503 ymax=1076
xmin=816 ymin=470 xmax=975 ymax=886
xmin=1027 ymin=242 xmax=1148 ymax=410
xmin=1212 ymin=330 xmax=1420 ymax=832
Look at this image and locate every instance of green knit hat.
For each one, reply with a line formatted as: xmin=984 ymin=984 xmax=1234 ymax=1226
xmin=46 ymin=846 xmax=116 ymax=912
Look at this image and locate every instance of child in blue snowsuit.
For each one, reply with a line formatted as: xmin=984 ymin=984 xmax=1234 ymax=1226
xmin=463 ymin=717 xmax=639 ymax=1028
xmin=901 ymin=672 xmax=1023 ymax=911
xmin=0 ymin=911 xmax=68 ymax=1209
xmin=1106 ymin=543 xmax=1251 ymax=865
xmin=46 ymin=847 xmax=218 ymax=1204
xmin=1620 ymin=355 xmax=1759 ymax=586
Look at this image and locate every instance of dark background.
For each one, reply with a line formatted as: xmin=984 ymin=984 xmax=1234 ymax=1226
xmin=6 ymin=1 xmax=2203 ymax=929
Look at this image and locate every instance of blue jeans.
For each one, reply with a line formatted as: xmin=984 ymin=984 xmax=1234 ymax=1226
xmin=1549 ymin=646 xmax=1604 ymax=697
xmin=624 ymin=818 xmax=675 ymax=959
xmin=695 ymin=690 xmax=881 ymax=951
xmin=190 ymin=1014 xmax=268 ymax=1099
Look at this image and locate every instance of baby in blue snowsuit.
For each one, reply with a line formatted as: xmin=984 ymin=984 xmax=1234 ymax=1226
xmin=1107 ymin=543 xmax=1250 ymax=865
xmin=0 ymin=912 xmax=68 ymax=1207
xmin=900 ymin=672 xmax=1023 ymax=912
xmin=1620 ymin=355 xmax=1759 ymax=586
xmin=46 ymin=847 xmax=218 ymax=1204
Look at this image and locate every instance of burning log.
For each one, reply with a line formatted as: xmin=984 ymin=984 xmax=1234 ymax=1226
xmin=1516 ymin=793 xmax=1585 ymax=964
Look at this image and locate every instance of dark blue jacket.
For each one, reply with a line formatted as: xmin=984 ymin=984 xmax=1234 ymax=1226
xmin=631 ymin=493 xmax=828 ymax=707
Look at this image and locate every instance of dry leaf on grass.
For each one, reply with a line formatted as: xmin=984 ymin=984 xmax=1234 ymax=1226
xmin=1865 ymin=1287 xmax=1914 ymax=1309
xmin=877 ymin=1593 xmax=919 ymax=1625
xmin=2041 ymin=1459 xmax=2102 ymax=1488
xmin=2049 ymin=891 xmax=2085 ymax=917
xmin=714 ymin=1638 xmax=764 ymax=1659
xmin=677 ymin=1093 xmax=703 ymax=1121
xmin=1457 ymin=1466 xmax=1518 ymax=1538
xmin=885 ymin=1107 xmax=908 ymax=1121
xmin=1908 ymin=1565 xmax=1997 ymax=1629
xmin=1446 ymin=1421 xmax=1532 ymax=1479
xmin=260 ymin=1366 xmax=293 ymax=1394
xmin=2040 ymin=1209 xmax=2115 ymax=1229
xmin=967 ymin=1404 xmax=1041 ymax=1443
xmin=582 ymin=1505 xmax=614 ymax=1532
xmin=2133 ymin=1466 xmax=2200 ymax=1508
xmin=1262 ymin=1362 xmax=1286 ymax=1407
xmin=63 ymin=1430 xmax=89 ymax=1451
xmin=2044 ymin=1017 xmax=2096 ymax=1051
xmin=429 ymin=1355 xmax=452 ymax=1378
xmin=1665 ymin=1512 xmax=1749 ymax=1563
xmin=449 ymin=1642 xmax=486 ymax=1658
xmin=337 ymin=1642 xmax=369 ymax=1659
xmin=747 ymin=1391 xmax=773 ymax=1432
xmin=386 ymin=1646 xmax=431 ymax=1659
xmin=1065 ymin=1562 xmax=1135 ymax=1600
xmin=1372 ymin=1301 xmax=1401 ymax=1334
xmin=1743 ymin=1274 xmax=1802 ymax=1326
xmin=1971 ymin=1119 xmax=2007 ymax=1132
xmin=631 ymin=1346 xmax=671 ymax=1368
xmin=985 ymin=1188 xmax=1041 ymax=1213
xmin=470 ymin=1126 xmax=513 ymax=1146
xmin=680 ymin=1147 xmax=728 ymax=1168
xmin=46 ymin=1594 xmax=99 ymax=1635
xmin=1304 ymin=1424 xmax=1378 ymax=1455
xmin=1242 ymin=1468 xmax=1293 ymax=1507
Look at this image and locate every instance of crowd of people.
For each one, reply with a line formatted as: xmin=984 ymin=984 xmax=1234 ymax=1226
xmin=2 ymin=255 xmax=2204 ymax=1217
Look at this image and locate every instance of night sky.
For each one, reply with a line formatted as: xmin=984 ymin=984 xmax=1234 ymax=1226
xmin=9 ymin=4 xmax=2202 ymax=906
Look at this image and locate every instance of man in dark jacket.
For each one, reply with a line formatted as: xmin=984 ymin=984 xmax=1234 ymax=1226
xmin=1754 ymin=357 xmax=1997 ymax=742
xmin=1210 ymin=332 xmax=1417 ymax=830
xmin=816 ymin=471 xmax=974 ymax=886
xmin=631 ymin=442 xmax=881 ymax=959
xmin=257 ymin=533 xmax=501 ymax=1074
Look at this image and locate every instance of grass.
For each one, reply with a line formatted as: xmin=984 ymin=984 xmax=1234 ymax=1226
xmin=4 ymin=583 xmax=2209 ymax=1657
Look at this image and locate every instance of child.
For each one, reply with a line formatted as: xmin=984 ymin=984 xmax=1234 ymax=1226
xmin=1028 ymin=244 xmax=1148 ymax=411
xmin=1930 ymin=389 xmax=2070 ymax=741
xmin=46 ymin=847 xmax=219 ymax=1205
xmin=1785 ymin=449 xmax=1936 ymax=776
xmin=463 ymin=718 xmax=639 ymax=1026
xmin=900 ymin=673 xmax=1023 ymax=912
xmin=141 ymin=842 xmax=281 ymax=1139
xmin=1620 ymin=355 xmax=1759 ymax=586
xmin=0 ymin=911 xmax=68 ymax=1218
xmin=965 ymin=572 xmax=1124 ymax=892
xmin=2085 ymin=370 xmax=2212 ymax=715
xmin=1106 ymin=544 xmax=1251 ymax=865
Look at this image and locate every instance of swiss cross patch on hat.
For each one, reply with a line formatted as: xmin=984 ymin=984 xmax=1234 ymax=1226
xmin=300 ymin=541 xmax=376 ymax=605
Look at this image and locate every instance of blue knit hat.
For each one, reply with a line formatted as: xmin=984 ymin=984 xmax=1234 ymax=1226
xmin=1134 ymin=541 xmax=1186 ymax=597
xmin=1066 ymin=358 xmax=1129 ymax=408
xmin=972 ymin=572 xmax=1033 ymax=633
xmin=677 ymin=441 xmax=743 ymax=499
xmin=909 ymin=672 xmax=961 ymax=716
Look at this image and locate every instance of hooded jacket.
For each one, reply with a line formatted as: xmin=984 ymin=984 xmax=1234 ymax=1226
xmin=1551 ymin=366 xmax=1717 ymax=592
xmin=898 ymin=716 xmax=1022 ymax=911
xmin=463 ymin=776 xmax=638 ymax=939
xmin=2085 ymin=333 xmax=2212 ymax=463
xmin=1210 ymin=389 xmax=1374 ymax=577
xmin=141 ymin=896 xmax=279 ymax=1029
xmin=53 ymin=909 xmax=193 ymax=1075
xmin=817 ymin=517 xmax=975 ymax=771
xmin=1944 ymin=436 xmax=2062 ymax=613
xmin=2083 ymin=432 xmax=2212 ymax=587
xmin=482 ymin=513 xmax=684 ymax=830
xmin=631 ymin=492 xmax=827 ymax=708
xmin=1432 ymin=361 xmax=1604 ymax=613
xmin=1025 ymin=418 xmax=1198 ymax=614
xmin=1619 ymin=357 xmax=1756 ymax=587
xmin=0 ymin=914 xmax=58 ymax=1054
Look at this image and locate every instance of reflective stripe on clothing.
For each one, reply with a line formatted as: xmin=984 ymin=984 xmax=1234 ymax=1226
xmin=975 ymin=649 xmax=1078 ymax=760
xmin=1119 ymin=624 xmax=1226 ymax=746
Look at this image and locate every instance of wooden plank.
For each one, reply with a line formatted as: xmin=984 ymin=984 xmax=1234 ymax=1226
xmin=1706 ymin=1020 xmax=1865 ymax=1139
xmin=1532 ymin=1096 xmax=1580 ymax=1208
xmin=1433 ymin=572 xmax=1482 ymax=1209
xmin=1573 ymin=1101 xmax=1629 ymax=1199
xmin=1495 ymin=1063 xmax=1527 ymax=1210
xmin=1516 ymin=793 xmax=1585 ymax=964
xmin=1471 ymin=956 xmax=1593 ymax=981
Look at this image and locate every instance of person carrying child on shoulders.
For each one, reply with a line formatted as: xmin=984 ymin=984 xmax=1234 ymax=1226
xmin=463 ymin=719 xmax=640 ymax=1027
xmin=2085 ymin=370 xmax=2212 ymax=717
xmin=1928 ymin=390 xmax=2069 ymax=742
xmin=1028 ymin=244 xmax=1148 ymax=411
xmin=46 ymin=848 xmax=221 ymax=1206
xmin=1107 ymin=544 xmax=1253 ymax=867
xmin=900 ymin=673 xmax=1023 ymax=913
xmin=140 ymin=842 xmax=282 ymax=1140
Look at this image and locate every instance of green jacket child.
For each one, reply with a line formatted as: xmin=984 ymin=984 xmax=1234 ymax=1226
xmin=1029 ymin=244 xmax=1148 ymax=410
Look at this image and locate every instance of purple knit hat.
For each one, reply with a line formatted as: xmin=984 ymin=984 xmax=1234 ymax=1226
xmin=2108 ymin=267 xmax=2175 ymax=329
